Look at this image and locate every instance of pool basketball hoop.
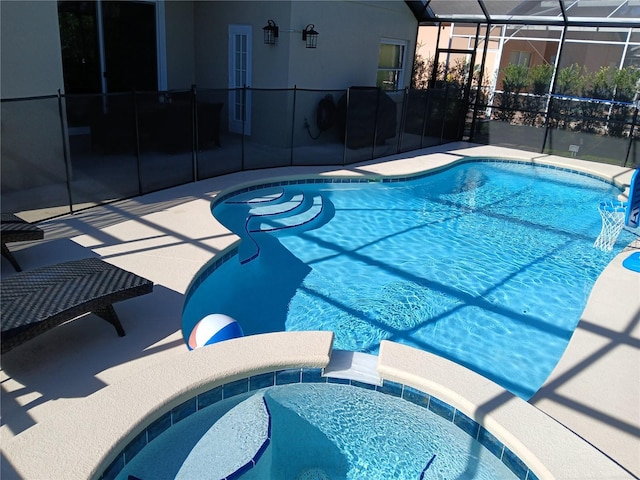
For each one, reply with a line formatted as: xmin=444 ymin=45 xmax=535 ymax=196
xmin=594 ymin=201 xmax=627 ymax=251
xmin=593 ymin=168 xmax=639 ymax=252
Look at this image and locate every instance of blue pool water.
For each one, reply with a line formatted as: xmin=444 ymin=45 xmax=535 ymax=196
xmin=183 ymin=161 xmax=634 ymax=399
xmin=116 ymin=382 xmax=521 ymax=480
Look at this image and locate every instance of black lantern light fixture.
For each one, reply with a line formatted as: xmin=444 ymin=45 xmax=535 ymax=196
xmin=262 ymin=20 xmax=279 ymax=45
xmin=302 ymin=24 xmax=319 ymax=48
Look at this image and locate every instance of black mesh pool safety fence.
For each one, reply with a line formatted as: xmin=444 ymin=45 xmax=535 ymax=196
xmin=1 ymin=86 xmax=638 ymax=221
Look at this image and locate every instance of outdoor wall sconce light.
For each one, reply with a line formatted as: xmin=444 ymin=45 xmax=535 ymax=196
xmin=263 ymin=20 xmax=279 ymax=45
xmin=302 ymin=24 xmax=319 ymax=48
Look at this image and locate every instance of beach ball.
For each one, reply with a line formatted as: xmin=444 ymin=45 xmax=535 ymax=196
xmin=187 ymin=314 xmax=243 ymax=350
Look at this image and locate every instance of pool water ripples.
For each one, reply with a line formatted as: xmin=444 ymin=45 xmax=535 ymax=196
xmin=118 ymin=383 xmax=522 ymax=479
xmin=263 ymin=383 xmax=516 ymax=479
xmin=186 ymin=161 xmax=634 ymax=399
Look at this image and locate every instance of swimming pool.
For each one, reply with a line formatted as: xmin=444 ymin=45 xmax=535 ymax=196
xmin=114 ymin=380 xmax=524 ymax=480
xmin=183 ymin=160 xmax=634 ymax=399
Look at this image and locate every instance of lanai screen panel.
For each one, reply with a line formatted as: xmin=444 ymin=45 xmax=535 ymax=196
xmin=563 ymin=0 xmax=640 ymax=24
xmin=426 ymin=0 xmax=486 ymax=21
xmin=414 ymin=0 xmax=640 ymax=26
xmin=627 ymin=28 xmax=640 ymax=67
xmin=484 ymin=0 xmax=564 ymax=23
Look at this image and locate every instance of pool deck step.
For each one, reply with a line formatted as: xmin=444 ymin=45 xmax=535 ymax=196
xmin=323 ymin=350 xmax=381 ymax=386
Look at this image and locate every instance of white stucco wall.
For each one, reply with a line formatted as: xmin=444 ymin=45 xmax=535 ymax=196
xmin=282 ymin=1 xmax=418 ymax=149
xmin=192 ymin=0 xmax=417 ymax=90
xmin=192 ymin=1 xmax=417 ymax=146
xmin=165 ymin=1 xmax=196 ymax=90
xmin=0 ymin=1 xmax=418 ymax=100
xmin=0 ymin=1 xmax=65 ymax=98
xmin=193 ymin=1 xmax=292 ymax=89
xmin=288 ymin=1 xmax=417 ymax=90
xmin=0 ymin=1 xmax=68 ymax=193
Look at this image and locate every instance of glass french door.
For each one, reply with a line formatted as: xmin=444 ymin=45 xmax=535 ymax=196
xmin=228 ymin=25 xmax=252 ymax=135
xmin=58 ymin=0 xmax=164 ymax=127
xmin=58 ymin=0 xmax=159 ymax=94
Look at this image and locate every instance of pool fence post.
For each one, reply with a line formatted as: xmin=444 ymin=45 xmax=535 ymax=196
xmin=191 ymin=84 xmax=199 ymax=181
xmin=57 ymin=89 xmax=75 ymax=214
xmin=624 ymin=99 xmax=639 ymax=168
xmin=440 ymin=83 xmax=450 ymax=144
xmin=343 ymin=87 xmax=350 ymax=166
xmin=241 ymin=85 xmax=246 ymax=171
xmin=541 ymin=23 xmax=568 ymax=154
xmin=372 ymin=87 xmax=381 ymax=160
xmin=420 ymin=88 xmax=431 ymax=149
xmin=469 ymin=23 xmax=491 ymax=143
xmin=132 ymin=89 xmax=143 ymax=196
xmin=397 ymin=87 xmax=409 ymax=152
xmin=290 ymin=85 xmax=297 ymax=166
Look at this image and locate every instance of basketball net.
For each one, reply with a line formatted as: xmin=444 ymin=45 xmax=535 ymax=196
xmin=594 ymin=201 xmax=627 ymax=252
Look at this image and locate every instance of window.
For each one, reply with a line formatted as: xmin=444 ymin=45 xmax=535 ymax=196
xmin=377 ymin=40 xmax=406 ymax=91
xmin=508 ymin=50 xmax=532 ymax=67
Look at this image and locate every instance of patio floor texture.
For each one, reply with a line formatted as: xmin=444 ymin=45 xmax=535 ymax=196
xmin=1 ymin=143 xmax=638 ymax=479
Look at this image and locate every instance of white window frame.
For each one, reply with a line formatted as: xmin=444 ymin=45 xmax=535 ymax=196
xmin=377 ymin=38 xmax=407 ymax=91
xmin=508 ymin=50 xmax=532 ymax=67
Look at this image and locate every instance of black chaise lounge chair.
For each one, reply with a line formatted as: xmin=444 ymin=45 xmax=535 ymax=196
xmin=1 ymin=257 xmax=154 ymax=354
xmin=1 ymin=213 xmax=45 ymax=272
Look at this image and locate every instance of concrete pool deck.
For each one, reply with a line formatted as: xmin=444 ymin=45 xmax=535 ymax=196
xmin=1 ymin=143 xmax=638 ymax=478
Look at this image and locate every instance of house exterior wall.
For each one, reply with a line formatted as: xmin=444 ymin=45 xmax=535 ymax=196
xmin=192 ymin=1 xmax=417 ymax=90
xmin=165 ymin=0 xmax=196 ymax=89
xmin=0 ymin=0 xmax=419 ymax=186
xmin=193 ymin=1 xmax=292 ymax=89
xmin=0 ymin=1 xmax=67 ymax=191
xmin=497 ymin=39 xmax=555 ymax=89
xmin=192 ymin=1 xmax=417 ymax=146
xmin=0 ymin=0 xmax=197 ymax=96
xmin=285 ymin=1 xmax=417 ymax=147
xmin=1 ymin=1 xmax=65 ymax=97
xmin=192 ymin=1 xmax=293 ymax=146
xmin=561 ymin=41 xmax=625 ymax=72
xmin=288 ymin=1 xmax=417 ymax=90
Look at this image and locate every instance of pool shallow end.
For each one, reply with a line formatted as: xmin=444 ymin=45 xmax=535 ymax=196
xmin=0 ymin=331 xmax=334 ymax=480
xmin=2 ymin=331 xmax=633 ymax=480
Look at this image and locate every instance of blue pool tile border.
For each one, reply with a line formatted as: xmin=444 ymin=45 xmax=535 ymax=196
xmin=428 ymin=395 xmax=456 ymax=422
xmin=210 ymin=157 xmax=617 ymax=211
xmin=454 ymin=409 xmax=481 ymax=439
xmin=101 ymin=368 xmax=540 ymax=480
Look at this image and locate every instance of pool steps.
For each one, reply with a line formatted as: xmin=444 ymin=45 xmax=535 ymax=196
xmin=250 ymin=194 xmax=324 ymax=232
xmin=224 ymin=188 xmax=328 ymax=264
xmin=247 ymin=192 xmax=304 ymax=217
